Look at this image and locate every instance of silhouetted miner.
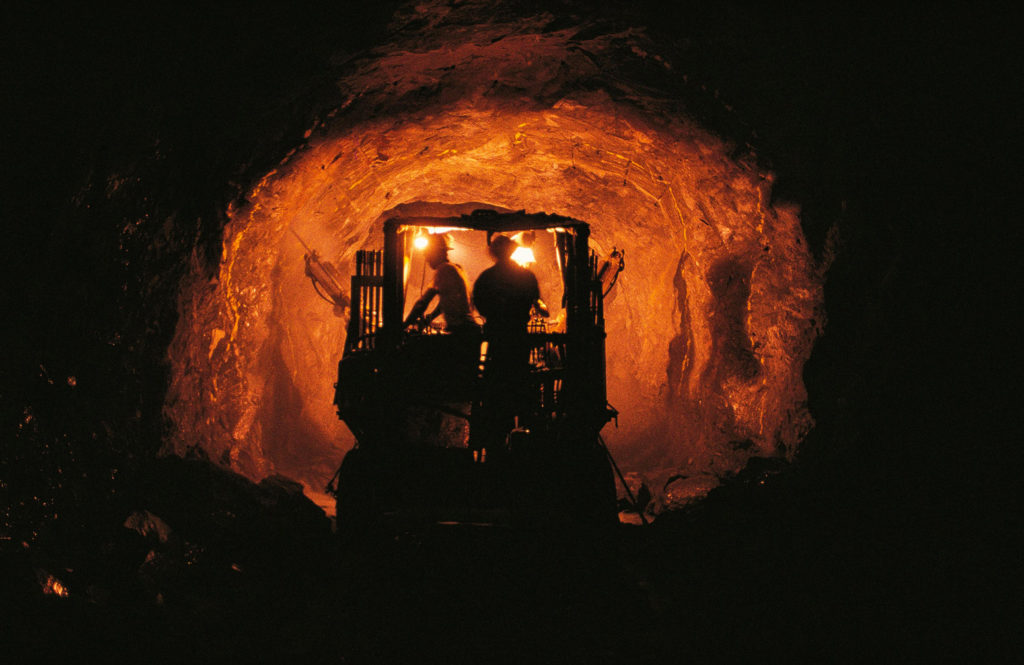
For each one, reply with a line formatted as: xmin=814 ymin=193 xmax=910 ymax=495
xmin=404 ymin=233 xmax=478 ymax=333
xmin=472 ymin=235 xmax=549 ymax=449
xmin=403 ymin=233 xmax=481 ymax=396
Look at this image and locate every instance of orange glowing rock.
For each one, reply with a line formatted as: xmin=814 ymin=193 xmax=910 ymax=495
xmin=163 ymin=4 xmax=826 ymax=508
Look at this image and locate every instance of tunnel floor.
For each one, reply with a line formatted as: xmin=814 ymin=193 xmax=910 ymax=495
xmin=2 ymin=457 xmax=997 ymax=663
xmin=0 ymin=525 xmax=863 ymax=662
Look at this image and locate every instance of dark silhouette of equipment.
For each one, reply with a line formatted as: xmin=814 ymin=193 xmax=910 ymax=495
xmin=328 ymin=210 xmax=624 ymax=533
xmin=597 ymin=247 xmax=625 ymax=297
xmin=291 ymin=228 xmax=349 ymax=315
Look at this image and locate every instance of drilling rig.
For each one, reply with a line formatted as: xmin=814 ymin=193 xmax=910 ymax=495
xmin=328 ymin=210 xmax=623 ymax=533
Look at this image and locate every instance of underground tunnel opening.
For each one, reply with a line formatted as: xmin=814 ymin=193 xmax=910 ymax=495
xmin=159 ymin=5 xmax=826 ymax=516
xmin=11 ymin=4 xmax=1012 ymax=660
xmin=162 ymin=99 xmax=825 ymax=517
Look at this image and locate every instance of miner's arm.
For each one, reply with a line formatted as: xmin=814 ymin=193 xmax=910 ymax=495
xmin=531 ymin=273 xmax=549 ymax=318
xmin=404 ymin=288 xmax=438 ymax=327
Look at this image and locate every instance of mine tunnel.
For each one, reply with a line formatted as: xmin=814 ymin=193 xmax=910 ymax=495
xmin=157 ymin=6 xmax=826 ymax=513
xmin=8 ymin=1 xmax=1014 ymax=661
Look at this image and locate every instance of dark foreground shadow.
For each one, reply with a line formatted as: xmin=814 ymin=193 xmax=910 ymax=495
xmin=3 ymin=455 xmax=1015 ymax=663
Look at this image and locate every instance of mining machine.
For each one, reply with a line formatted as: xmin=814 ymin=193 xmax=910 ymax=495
xmin=328 ymin=210 xmax=624 ymax=533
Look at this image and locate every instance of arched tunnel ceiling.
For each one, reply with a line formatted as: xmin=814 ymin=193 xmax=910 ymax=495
xmin=163 ymin=3 xmax=826 ymax=508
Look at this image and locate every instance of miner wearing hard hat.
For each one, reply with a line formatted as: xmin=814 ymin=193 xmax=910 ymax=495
xmin=403 ymin=233 xmax=478 ymax=333
xmin=472 ymin=234 xmax=548 ymax=447
xmin=472 ymin=235 xmax=547 ymax=334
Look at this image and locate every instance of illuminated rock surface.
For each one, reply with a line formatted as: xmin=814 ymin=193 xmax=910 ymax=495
xmin=2 ymin=1 xmax=1015 ymax=662
xmin=163 ymin=2 xmax=826 ymax=502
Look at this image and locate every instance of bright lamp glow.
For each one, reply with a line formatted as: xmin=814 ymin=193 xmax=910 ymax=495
xmin=511 ymin=246 xmax=535 ymax=266
xmin=413 ymin=235 xmax=429 ymax=250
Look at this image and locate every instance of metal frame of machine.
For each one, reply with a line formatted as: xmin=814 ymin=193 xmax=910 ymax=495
xmin=329 ymin=209 xmax=619 ymax=531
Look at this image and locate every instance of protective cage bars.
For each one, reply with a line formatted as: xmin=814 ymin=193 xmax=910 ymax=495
xmin=345 ymin=250 xmax=383 ymax=353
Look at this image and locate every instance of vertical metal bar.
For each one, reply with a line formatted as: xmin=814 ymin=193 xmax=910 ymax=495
xmin=345 ymin=270 xmax=360 ymax=355
xmin=382 ymin=221 xmax=403 ymax=347
xmin=377 ymin=250 xmax=383 ymax=334
xmin=372 ymin=254 xmax=379 ymax=333
xmin=360 ymin=281 xmax=366 ymax=343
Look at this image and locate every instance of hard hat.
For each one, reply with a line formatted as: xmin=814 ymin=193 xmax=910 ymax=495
xmin=488 ymin=234 xmax=517 ymax=260
xmin=426 ymin=233 xmax=452 ymax=252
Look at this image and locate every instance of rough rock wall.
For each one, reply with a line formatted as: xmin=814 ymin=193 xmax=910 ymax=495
xmin=164 ymin=1 xmax=826 ymax=501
